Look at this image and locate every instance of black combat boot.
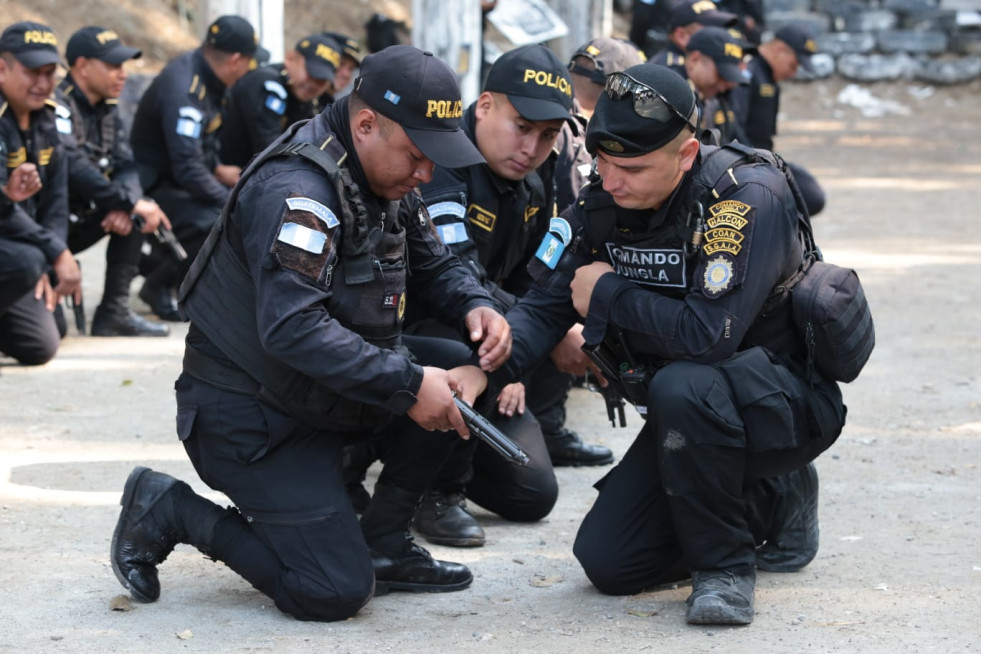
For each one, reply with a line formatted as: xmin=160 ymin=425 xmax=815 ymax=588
xmin=361 ymin=483 xmax=473 ymax=595
xmin=111 ymin=466 xmax=228 ymax=602
xmin=91 ymin=305 xmax=170 ymax=337
xmin=139 ymin=258 xmax=182 ymax=322
xmin=91 ymin=261 xmax=169 ymax=336
xmin=686 ymin=568 xmax=756 ymax=625
xmin=544 ymin=428 xmax=614 ymax=467
xmin=413 ymin=490 xmax=485 ymax=547
xmin=756 ymin=462 xmax=820 ymax=572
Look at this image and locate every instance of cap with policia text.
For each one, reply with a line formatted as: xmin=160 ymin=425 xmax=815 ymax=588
xmin=686 ymin=26 xmax=749 ymax=85
xmin=568 ymin=37 xmax=645 ymax=86
xmin=669 ymin=0 xmax=739 ymax=30
xmin=0 ymin=21 xmax=60 ymax=69
xmin=66 ymin=27 xmax=142 ymax=66
xmin=354 ymin=45 xmax=484 ymax=169
xmin=775 ymin=23 xmax=818 ymax=72
xmin=205 ymin=15 xmax=270 ymax=62
xmin=295 ymin=34 xmax=340 ymax=81
xmin=586 ymin=63 xmax=697 ymax=158
xmin=483 ymin=44 xmax=577 ymax=131
xmin=323 ymin=31 xmax=363 ymax=64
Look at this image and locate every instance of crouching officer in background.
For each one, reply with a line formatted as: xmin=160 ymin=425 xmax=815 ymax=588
xmin=110 ymin=45 xmax=511 ymax=622
xmin=56 ymin=27 xmax=171 ymax=337
xmin=494 ymin=64 xmax=845 ymax=625
xmin=219 ymin=33 xmax=341 ymax=168
xmin=130 ymin=15 xmax=266 ymax=321
xmin=0 ymin=21 xmax=81 ymax=365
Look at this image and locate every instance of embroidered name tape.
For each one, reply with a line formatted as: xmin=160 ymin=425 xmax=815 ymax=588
xmin=277 ymin=222 xmax=326 ymax=254
xmin=286 ymin=197 xmax=340 ymax=228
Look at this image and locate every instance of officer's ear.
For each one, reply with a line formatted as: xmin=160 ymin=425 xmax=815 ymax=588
xmin=678 ymin=136 xmax=700 ymax=172
xmin=474 ymin=91 xmax=495 ymax=121
xmin=352 ymin=106 xmax=379 ymax=142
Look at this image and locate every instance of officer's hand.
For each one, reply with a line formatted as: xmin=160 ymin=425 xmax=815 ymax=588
xmin=465 ymin=306 xmax=512 ymax=372
xmin=497 ymin=382 xmax=525 ymax=417
xmin=132 ymin=198 xmax=172 ymax=232
xmin=4 ymin=163 xmax=42 ymax=202
xmin=549 ymin=324 xmax=592 ymax=376
xmin=213 ymin=164 xmax=242 ymax=188
xmin=33 ymin=274 xmax=57 ymax=312
xmin=571 ymin=261 xmax=614 ymax=318
xmin=50 ymin=249 xmax=82 ymax=304
xmin=408 ymin=366 xmax=470 ymax=438
xmin=101 ymin=210 xmax=134 ymax=236
xmin=448 ymin=364 xmax=488 ymax=408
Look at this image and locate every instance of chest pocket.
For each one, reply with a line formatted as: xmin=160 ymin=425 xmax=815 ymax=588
xmin=341 ymin=227 xmax=408 ymax=348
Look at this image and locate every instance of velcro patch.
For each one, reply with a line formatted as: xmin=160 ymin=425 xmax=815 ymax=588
xmin=437 ymin=222 xmax=469 ymax=244
xmin=176 ymin=106 xmax=203 ymax=139
xmin=606 ymin=244 xmax=687 ymax=288
xmin=286 ymin=197 xmax=339 ymax=228
xmin=535 ymin=233 xmax=565 ymax=269
xmin=427 ymin=201 xmax=466 ymax=220
xmin=467 ymin=203 xmax=496 ymax=233
xmin=277 ymin=222 xmax=326 ymax=253
xmin=702 ymin=254 xmax=735 ymax=298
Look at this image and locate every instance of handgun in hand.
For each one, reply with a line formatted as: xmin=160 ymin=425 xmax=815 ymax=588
xmin=454 ymin=396 xmax=529 ymax=466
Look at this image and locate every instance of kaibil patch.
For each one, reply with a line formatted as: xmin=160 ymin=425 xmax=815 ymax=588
xmin=702 ymin=255 xmax=735 ymax=297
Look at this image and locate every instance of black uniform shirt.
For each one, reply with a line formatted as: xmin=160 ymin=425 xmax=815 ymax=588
xmin=220 ymin=64 xmax=323 ymax=168
xmin=500 ymin=146 xmax=804 ymax=382
xmin=55 ymin=74 xmax=142 ymax=217
xmin=728 ymin=55 xmax=778 ymax=150
xmin=129 ymin=49 xmax=229 ymax=205
xmin=187 ymin=97 xmax=497 ymax=411
xmin=0 ymin=95 xmax=69 ymax=263
xmin=418 ymin=103 xmax=556 ymax=308
xmin=650 ymin=43 xmax=687 ymax=78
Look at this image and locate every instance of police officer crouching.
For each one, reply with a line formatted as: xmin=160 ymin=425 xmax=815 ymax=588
xmin=495 ymin=65 xmax=846 ymax=625
xmin=109 ymin=46 xmax=513 ymax=622
xmin=219 ymin=33 xmax=341 ymax=168
xmin=56 ymin=26 xmax=171 ymax=336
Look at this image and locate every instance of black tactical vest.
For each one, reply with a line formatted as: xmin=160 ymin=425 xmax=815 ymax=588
xmin=179 ymin=121 xmax=405 ymax=431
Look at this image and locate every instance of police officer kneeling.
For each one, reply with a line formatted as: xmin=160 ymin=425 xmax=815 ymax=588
xmin=497 ymin=65 xmax=846 ymax=625
xmin=109 ymin=46 xmax=509 ymax=622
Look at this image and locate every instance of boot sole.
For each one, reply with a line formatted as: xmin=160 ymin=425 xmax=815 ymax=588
xmin=686 ymin=605 xmax=754 ymax=625
xmin=110 ymin=466 xmax=157 ymax=603
xmin=419 ymin=534 xmax=486 ymax=548
xmin=374 ymin=574 xmax=473 ymax=596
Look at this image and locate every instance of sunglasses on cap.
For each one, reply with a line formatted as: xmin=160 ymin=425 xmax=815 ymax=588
xmin=605 ymin=71 xmax=697 ymax=133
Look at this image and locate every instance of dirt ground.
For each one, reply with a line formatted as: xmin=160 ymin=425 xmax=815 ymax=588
xmin=2 ymin=77 xmax=980 ymax=653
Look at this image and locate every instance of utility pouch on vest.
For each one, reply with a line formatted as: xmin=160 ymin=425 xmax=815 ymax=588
xmin=785 ymin=256 xmax=875 ymax=384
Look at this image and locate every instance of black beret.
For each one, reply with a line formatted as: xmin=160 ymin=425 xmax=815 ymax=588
xmin=585 ymin=63 xmax=696 ymax=158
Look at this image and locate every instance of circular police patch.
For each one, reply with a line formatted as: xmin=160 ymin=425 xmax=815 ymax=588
xmin=703 ymin=255 xmax=734 ymax=297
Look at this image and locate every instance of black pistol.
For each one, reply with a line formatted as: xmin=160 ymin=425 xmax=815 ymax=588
xmin=133 ymin=215 xmax=188 ymax=261
xmin=454 ymin=396 xmax=529 ymax=466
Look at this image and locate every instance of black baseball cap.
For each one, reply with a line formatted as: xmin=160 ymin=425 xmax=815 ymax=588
xmin=205 ymin=15 xmax=270 ymax=62
xmin=354 ymin=45 xmax=483 ymax=169
xmin=669 ymin=0 xmax=739 ymax=30
xmin=686 ymin=26 xmax=749 ymax=85
xmin=484 ymin=44 xmax=577 ymax=131
xmin=775 ymin=23 xmax=818 ymax=72
xmin=323 ymin=31 xmax=363 ymax=64
xmin=0 ymin=21 xmax=60 ymax=69
xmin=568 ymin=37 xmax=645 ymax=85
xmin=66 ymin=27 xmax=141 ymax=66
xmin=295 ymin=34 xmax=340 ymax=81
xmin=586 ymin=63 xmax=697 ymax=158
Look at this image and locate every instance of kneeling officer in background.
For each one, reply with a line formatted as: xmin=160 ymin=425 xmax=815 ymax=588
xmin=56 ymin=26 xmax=172 ymax=336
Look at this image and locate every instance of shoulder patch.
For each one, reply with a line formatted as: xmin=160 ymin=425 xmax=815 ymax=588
xmin=263 ymin=80 xmax=288 ymax=99
xmin=54 ymin=103 xmax=73 ymax=135
xmin=534 ymin=217 xmax=574 ymax=269
xmin=427 ymin=201 xmax=466 ymax=220
xmin=176 ymin=106 xmax=203 ymax=139
xmin=285 ymin=196 xmax=340 ymax=229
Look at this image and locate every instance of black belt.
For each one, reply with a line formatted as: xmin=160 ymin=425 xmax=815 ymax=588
xmin=182 ymin=345 xmax=260 ymax=396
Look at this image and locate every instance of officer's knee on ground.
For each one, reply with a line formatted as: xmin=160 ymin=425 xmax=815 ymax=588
xmin=573 ymin=524 xmax=634 ymax=596
xmin=276 ymin=568 xmax=374 ymax=622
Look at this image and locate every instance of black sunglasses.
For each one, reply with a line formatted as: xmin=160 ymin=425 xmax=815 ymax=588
xmin=604 ymin=71 xmax=697 ymax=133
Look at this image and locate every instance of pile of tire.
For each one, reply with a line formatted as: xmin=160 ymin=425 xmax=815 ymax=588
xmin=761 ymin=0 xmax=981 ymax=84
